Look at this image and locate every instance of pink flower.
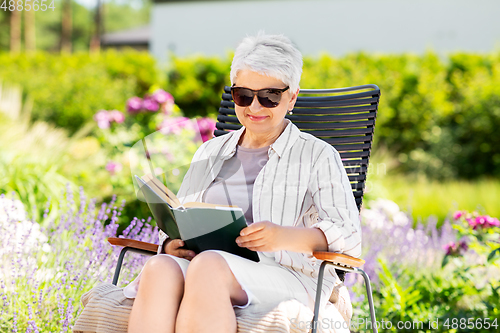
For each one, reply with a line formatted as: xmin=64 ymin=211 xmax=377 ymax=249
xmin=158 ymin=117 xmax=194 ymax=135
xmin=467 ymin=217 xmax=476 ymax=229
xmin=453 ymin=211 xmax=465 ymax=220
xmin=105 ymin=161 xmax=122 ymax=175
xmin=467 ymin=214 xmax=500 ymax=230
xmin=197 ymin=117 xmax=216 ymax=142
xmin=94 ymin=110 xmax=110 ymax=129
xmin=486 ymin=216 xmax=500 ymax=227
xmin=443 ymin=240 xmax=468 ymax=256
xmin=142 ymin=96 xmax=159 ymax=112
xmin=127 ymin=97 xmax=143 ymax=113
xmin=109 ymin=110 xmax=125 ymax=124
xmin=152 ymin=89 xmax=174 ymax=105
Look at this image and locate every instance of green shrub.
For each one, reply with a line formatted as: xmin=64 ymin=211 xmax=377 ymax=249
xmin=2 ymin=51 xmax=499 ymax=179
xmin=164 ymin=52 xmax=500 ymax=179
xmin=0 ymin=50 xmax=162 ymax=134
xmin=165 ymin=54 xmax=232 ymax=118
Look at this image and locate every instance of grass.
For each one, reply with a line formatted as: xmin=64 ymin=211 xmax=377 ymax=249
xmin=365 ymin=149 xmax=500 ymax=225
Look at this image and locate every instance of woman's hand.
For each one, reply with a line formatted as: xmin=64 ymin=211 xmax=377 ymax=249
xmin=163 ymin=239 xmax=196 ymax=261
xmin=236 ymin=221 xmax=329 ymax=254
xmin=235 ymin=221 xmax=287 ymax=252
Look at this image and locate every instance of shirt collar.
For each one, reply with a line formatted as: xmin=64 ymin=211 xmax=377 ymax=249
xmin=219 ymin=119 xmax=301 ymax=159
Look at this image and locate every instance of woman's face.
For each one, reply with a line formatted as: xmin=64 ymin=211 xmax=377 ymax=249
xmin=233 ymin=69 xmax=298 ymax=138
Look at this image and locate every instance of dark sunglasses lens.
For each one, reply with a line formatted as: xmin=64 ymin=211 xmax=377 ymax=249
xmin=258 ymin=90 xmax=281 ymax=108
xmin=232 ymin=88 xmax=254 ymax=107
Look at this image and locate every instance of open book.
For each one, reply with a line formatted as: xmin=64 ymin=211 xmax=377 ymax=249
xmin=135 ymin=174 xmax=259 ymax=262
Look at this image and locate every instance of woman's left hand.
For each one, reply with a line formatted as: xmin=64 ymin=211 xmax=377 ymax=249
xmin=236 ymin=221 xmax=287 ymax=252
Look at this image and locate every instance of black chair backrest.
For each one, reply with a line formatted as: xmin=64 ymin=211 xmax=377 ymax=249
xmin=214 ymin=85 xmax=381 ymax=212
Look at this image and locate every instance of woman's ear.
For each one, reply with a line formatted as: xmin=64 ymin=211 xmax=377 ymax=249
xmin=287 ymin=87 xmax=300 ymax=111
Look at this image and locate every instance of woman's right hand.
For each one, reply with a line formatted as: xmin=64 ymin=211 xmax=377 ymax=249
xmin=163 ymin=239 xmax=196 ymax=261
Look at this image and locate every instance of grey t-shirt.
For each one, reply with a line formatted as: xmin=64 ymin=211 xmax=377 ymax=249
xmin=202 ymin=144 xmax=270 ymax=224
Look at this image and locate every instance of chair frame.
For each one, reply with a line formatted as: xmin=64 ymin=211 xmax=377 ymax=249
xmin=108 ymin=84 xmax=381 ymax=333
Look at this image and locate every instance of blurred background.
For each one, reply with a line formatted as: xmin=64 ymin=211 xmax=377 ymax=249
xmin=1 ymin=0 xmax=499 ymax=226
xmin=1 ymin=1 xmax=500 ymax=331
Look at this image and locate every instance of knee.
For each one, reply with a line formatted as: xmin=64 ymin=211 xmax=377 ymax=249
xmin=141 ymin=255 xmax=183 ymax=282
xmin=185 ymin=251 xmax=230 ymax=283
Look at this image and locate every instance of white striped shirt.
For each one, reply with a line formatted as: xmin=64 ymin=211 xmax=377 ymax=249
xmin=157 ymin=119 xmax=362 ymax=308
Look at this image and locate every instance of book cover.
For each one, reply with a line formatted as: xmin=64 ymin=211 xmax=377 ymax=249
xmin=135 ymin=175 xmax=259 ymax=262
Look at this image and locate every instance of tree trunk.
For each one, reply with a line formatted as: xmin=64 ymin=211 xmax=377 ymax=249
xmin=60 ymin=0 xmax=72 ymax=53
xmin=89 ymin=0 xmax=102 ymax=53
xmin=10 ymin=9 xmax=21 ymax=53
xmin=24 ymin=9 xmax=36 ymax=52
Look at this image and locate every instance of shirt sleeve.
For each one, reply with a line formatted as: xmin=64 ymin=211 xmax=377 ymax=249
xmin=309 ymin=145 xmax=362 ymax=258
xmin=157 ymin=229 xmax=168 ymax=254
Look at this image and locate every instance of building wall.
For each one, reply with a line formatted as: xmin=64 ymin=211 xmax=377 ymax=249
xmin=151 ymin=0 xmax=500 ymax=62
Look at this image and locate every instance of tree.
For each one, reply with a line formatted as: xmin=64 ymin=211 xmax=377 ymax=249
xmin=60 ymin=0 xmax=72 ymax=53
xmin=25 ymin=9 xmax=36 ymax=52
xmin=10 ymin=9 xmax=21 ymax=53
xmin=90 ymin=0 xmax=103 ymax=53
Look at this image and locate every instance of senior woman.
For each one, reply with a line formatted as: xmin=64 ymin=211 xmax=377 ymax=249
xmin=124 ymin=33 xmax=361 ymax=333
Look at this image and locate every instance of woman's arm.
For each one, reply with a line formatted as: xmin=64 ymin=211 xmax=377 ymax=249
xmin=307 ymin=146 xmax=362 ymax=258
xmin=237 ymin=144 xmax=361 ymax=258
xmin=236 ymin=222 xmax=327 ymax=254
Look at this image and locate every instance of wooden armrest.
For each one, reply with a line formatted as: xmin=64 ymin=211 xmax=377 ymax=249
xmin=107 ymin=237 xmax=158 ymax=253
xmin=313 ymin=251 xmax=365 ymax=268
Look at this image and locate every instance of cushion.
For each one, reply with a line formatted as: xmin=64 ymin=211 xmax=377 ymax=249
xmin=73 ymin=282 xmax=352 ymax=333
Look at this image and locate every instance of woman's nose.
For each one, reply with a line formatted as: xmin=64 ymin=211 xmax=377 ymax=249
xmin=249 ymin=94 xmax=263 ymax=111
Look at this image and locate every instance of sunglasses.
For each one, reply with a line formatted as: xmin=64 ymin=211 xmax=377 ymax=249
xmin=231 ymin=86 xmax=290 ymax=108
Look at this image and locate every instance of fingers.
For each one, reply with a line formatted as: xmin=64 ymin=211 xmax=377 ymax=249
xmin=236 ymin=234 xmax=265 ymax=248
xmin=240 ymin=221 xmax=266 ymax=236
xmin=167 ymin=239 xmax=196 ymax=259
xmin=175 ymin=249 xmax=196 ymax=260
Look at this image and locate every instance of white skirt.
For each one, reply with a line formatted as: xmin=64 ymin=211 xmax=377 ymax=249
xmin=123 ymin=250 xmax=310 ymax=310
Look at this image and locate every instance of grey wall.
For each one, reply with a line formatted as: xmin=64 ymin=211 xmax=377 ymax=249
xmin=151 ymin=0 xmax=500 ymax=63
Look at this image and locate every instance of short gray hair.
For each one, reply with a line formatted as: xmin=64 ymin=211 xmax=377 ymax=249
xmin=230 ymin=33 xmax=303 ymax=93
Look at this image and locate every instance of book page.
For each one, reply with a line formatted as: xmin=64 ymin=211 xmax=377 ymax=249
xmin=142 ymin=173 xmax=182 ymax=208
xmin=183 ymin=202 xmax=238 ymax=209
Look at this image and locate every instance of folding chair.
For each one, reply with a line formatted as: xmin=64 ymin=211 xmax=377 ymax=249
xmin=108 ymin=84 xmax=381 ymax=333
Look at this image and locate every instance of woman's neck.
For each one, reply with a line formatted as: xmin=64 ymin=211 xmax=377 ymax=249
xmin=238 ymin=119 xmax=288 ymax=149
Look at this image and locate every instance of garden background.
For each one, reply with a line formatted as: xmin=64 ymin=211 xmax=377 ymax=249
xmin=1 ymin=3 xmax=500 ymax=331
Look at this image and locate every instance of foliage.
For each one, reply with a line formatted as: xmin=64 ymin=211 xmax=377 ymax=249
xmin=162 ymin=52 xmax=500 ymax=180
xmin=347 ymin=201 xmax=500 ymax=332
xmin=165 ymin=54 xmax=232 ymax=118
xmin=2 ymin=189 xmax=499 ymax=331
xmin=0 ymin=107 xmax=108 ymax=223
xmin=364 ymin=150 xmax=500 ymax=225
xmin=0 ymin=50 xmax=162 ymax=133
xmin=0 ymin=188 xmax=156 ymax=332
xmin=0 ymin=0 xmax=151 ymax=52
xmin=90 ymin=87 xmax=216 ymax=231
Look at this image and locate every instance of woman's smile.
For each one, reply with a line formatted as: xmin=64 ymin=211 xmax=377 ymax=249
xmin=247 ymin=114 xmax=268 ymax=121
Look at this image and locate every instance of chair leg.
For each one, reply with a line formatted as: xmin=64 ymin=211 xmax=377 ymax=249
xmin=111 ymin=247 xmax=156 ymax=286
xmin=311 ymin=261 xmax=329 ymax=333
xmin=112 ymin=247 xmax=129 ymax=286
xmin=356 ymin=268 xmax=378 ymax=333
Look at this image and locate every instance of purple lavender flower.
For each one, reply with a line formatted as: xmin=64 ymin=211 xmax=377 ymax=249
xmin=142 ymin=96 xmax=159 ymax=112
xmin=127 ymin=96 xmax=143 ymax=114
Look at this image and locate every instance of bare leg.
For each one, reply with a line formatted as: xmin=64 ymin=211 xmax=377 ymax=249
xmin=176 ymin=252 xmax=248 ymax=333
xmin=128 ymin=255 xmax=185 ymax=333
